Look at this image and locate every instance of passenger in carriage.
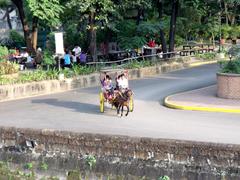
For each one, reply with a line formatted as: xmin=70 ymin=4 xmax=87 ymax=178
xmin=101 ymin=74 xmax=114 ymax=99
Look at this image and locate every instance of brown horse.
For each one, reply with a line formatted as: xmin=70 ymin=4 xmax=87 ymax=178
xmin=112 ymin=89 xmax=133 ymax=117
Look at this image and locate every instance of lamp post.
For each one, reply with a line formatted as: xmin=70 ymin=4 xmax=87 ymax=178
xmin=229 ymin=54 xmax=232 ymax=61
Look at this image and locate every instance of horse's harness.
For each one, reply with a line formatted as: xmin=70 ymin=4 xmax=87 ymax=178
xmin=118 ymin=89 xmax=131 ymax=101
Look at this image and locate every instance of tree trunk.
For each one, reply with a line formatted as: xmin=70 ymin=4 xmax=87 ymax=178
xmin=136 ymin=8 xmax=143 ymax=25
xmin=6 ymin=7 xmax=12 ymax=29
xmin=169 ymin=0 xmax=179 ymax=53
xmin=224 ymin=2 xmax=228 ymax=25
xmin=89 ymin=11 xmax=97 ymax=61
xmin=31 ymin=17 xmax=38 ymax=53
xmin=12 ymin=0 xmax=32 ymax=52
xmin=157 ymin=0 xmax=167 ymax=56
xmin=230 ymin=7 xmax=237 ymax=26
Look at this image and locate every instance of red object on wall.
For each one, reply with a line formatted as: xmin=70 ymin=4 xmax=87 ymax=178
xmin=148 ymin=40 xmax=156 ymax=47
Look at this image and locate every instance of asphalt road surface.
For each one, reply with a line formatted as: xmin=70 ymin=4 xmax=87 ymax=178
xmin=1 ymin=64 xmax=240 ymax=144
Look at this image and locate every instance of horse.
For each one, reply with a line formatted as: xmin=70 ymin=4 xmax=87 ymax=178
xmin=112 ymin=89 xmax=133 ymax=117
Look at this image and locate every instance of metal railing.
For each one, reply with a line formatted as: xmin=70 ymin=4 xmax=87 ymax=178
xmin=86 ymin=51 xmax=179 ymax=67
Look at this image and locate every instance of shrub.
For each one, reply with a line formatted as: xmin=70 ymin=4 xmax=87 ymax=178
xmin=220 ymin=57 xmax=240 ymax=74
xmin=123 ymin=59 xmax=153 ymax=69
xmin=228 ymin=45 xmax=240 ymax=58
xmin=72 ymin=64 xmax=96 ymax=75
xmin=0 ymin=46 xmax=9 ymax=61
xmin=42 ymin=50 xmax=55 ymax=69
xmin=195 ymin=52 xmax=217 ymax=60
xmin=0 ymin=61 xmax=19 ymax=75
xmin=0 ymin=37 xmax=13 ymax=47
xmin=9 ymin=30 xmax=25 ymax=48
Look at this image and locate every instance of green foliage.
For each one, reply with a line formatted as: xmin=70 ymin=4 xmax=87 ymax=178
xmin=175 ymin=35 xmax=185 ymax=47
xmin=116 ymin=20 xmax=146 ymax=49
xmin=43 ymin=50 xmax=55 ymax=66
xmin=85 ymin=155 xmax=96 ymax=170
xmin=9 ymin=30 xmax=25 ymax=48
xmin=228 ymin=45 xmax=240 ymax=58
xmin=0 ymin=0 xmax=11 ymax=7
xmin=228 ymin=26 xmax=240 ymax=39
xmin=158 ymin=175 xmax=170 ymax=180
xmin=64 ymin=23 xmax=87 ymax=49
xmin=221 ymin=25 xmax=232 ymax=39
xmin=46 ymin=68 xmax=59 ymax=79
xmin=0 ymin=61 xmax=19 ymax=75
xmin=0 ymin=160 xmax=59 ymax=179
xmin=195 ymin=52 xmax=217 ymax=60
xmin=60 ymin=68 xmax=74 ymax=78
xmin=67 ymin=170 xmax=81 ymax=180
xmin=46 ymin=32 xmax=55 ymax=52
xmin=40 ymin=162 xmax=48 ymax=171
xmin=220 ymin=58 xmax=240 ymax=74
xmin=67 ymin=0 xmax=115 ymax=29
xmin=123 ymin=59 xmax=153 ymax=69
xmin=72 ymin=64 xmax=96 ymax=75
xmin=0 ymin=46 xmax=9 ymax=61
xmin=25 ymin=162 xmax=33 ymax=170
xmin=26 ymin=0 xmax=64 ymax=27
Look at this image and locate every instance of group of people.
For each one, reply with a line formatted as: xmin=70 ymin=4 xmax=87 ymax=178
xmin=63 ymin=45 xmax=87 ymax=68
xmin=9 ymin=47 xmax=43 ymax=69
xmin=101 ymin=71 xmax=129 ymax=100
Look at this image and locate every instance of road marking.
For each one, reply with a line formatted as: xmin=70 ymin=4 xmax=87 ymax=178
xmin=164 ymin=96 xmax=240 ymax=114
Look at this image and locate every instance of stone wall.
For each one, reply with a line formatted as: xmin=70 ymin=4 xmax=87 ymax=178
xmin=217 ymin=73 xmax=240 ymax=99
xmin=0 ymin=60 xmax=188 ymax=102
xmin=0 ymin=127 xmax=240 ymax=179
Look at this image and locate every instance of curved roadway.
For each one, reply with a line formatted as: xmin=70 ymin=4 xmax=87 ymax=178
xmin=1 ymin=64 xmax=240 ymax=144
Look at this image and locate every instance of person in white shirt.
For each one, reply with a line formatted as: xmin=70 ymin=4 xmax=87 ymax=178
xmin=72 ymin=45 xmax=81 ymax=63
xmin=118 ymin=73 xmax=129 ymax=90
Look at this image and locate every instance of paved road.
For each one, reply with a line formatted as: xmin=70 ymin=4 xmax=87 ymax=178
xmin=1 ymin=64 xmax=240 ymax=144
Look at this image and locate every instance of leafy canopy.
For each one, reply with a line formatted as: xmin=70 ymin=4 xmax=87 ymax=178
xmin=67 ymin=0 xmax=115 ymax=28
xmin=26 ymin=0 xmax=64 ymax=26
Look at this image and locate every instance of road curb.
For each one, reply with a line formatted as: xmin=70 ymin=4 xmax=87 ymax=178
xmin=164 ymin=95 xmax=240 ymax=114
xmin=187 ymin=60 xmax=218 ymax=68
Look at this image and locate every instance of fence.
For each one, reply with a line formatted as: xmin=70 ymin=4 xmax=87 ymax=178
xmin=87 ymin=50 xmax=214 ymax=68
xmin=86 ymin=51 xmax=178 ymax=68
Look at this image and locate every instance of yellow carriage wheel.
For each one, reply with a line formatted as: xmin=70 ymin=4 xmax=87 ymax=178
xmin=99 ymin=92 xmax=104 ymax=113
xmin=129 ymin=95 xmax=134 ymax=112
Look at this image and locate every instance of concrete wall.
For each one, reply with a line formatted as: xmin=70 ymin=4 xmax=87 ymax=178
xmin=0 ymin=127 xmax=240 ymax=179
xmin=0 ymin=61 xmax=188 ymax=102
xmin=217 ymin=73 xmax=240 ymax=99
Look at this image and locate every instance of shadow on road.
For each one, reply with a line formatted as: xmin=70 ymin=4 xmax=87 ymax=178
xmin=32 ymin=99 xmax=101 ymax=115
xmin=32 ymin=98 xmax=119 ymax=117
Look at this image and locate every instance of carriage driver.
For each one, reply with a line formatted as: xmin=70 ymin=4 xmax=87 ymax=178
xmin=116 ymin=70 xmax=129 ymax=91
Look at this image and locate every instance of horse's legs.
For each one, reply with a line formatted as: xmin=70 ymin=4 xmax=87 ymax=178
xmin=121 ymin=105 xmax=124 ymax=116
xmin=125 ymin=105 xmax=129 ymax=116
xmin=117 ymin=105 xmax=121 ymax=117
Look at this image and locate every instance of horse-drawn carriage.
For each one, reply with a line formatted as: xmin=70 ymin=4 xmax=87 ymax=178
xmin=99 ymin=69 xmax=134 ymax=116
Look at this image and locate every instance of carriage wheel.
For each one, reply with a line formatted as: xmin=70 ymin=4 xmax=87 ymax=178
xmin=99 ymin=92 xmax=104 ymax=113
xmin=129 ymin=95 xmax=134 ymax=112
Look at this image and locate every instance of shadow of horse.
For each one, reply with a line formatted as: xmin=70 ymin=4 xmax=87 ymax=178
xmin=32 ymin=99 xmax=101 ymax=115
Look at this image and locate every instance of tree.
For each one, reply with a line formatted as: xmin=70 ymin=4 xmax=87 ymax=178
xmin=168 ymin=0 xmax=179 ymax=53
xmin=11 ymin=0 xmax=63 ymax=53
xmin=26 ymin=0 xmax=63 ymax=50
xmin=0 ymin=0 xmax=15 ymax=30
xmin=222 ymin=0 xmax=240 ymax=25
xmin=155 ymin=0 xmax=167 ymax=54
xmin=67 ymin=0 xmax=115 ymax=61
